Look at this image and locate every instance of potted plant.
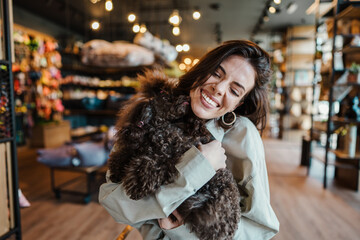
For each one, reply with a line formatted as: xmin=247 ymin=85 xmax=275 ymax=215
xmin=348 ymin=62 xmax=360 ymax=83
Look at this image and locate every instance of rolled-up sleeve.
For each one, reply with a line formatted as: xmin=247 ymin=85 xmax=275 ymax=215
xmin=98 ymin=145 xmax=215 ymax=225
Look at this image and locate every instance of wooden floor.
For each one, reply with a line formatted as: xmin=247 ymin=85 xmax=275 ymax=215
xmin=16 ymin=138 xmax=360 ymax=240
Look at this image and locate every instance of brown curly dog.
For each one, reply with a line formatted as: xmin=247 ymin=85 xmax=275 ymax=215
xmin=108 ymin=69 xmax=241 ymax=240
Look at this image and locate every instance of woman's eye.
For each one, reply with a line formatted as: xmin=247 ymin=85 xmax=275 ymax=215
xmin=213 ymin=71 xmax=221 ymax=78
xmin=230 ymin=89 xmax=240 ymax=97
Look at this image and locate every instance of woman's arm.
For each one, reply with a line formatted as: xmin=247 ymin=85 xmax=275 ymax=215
xmin=99 ymin=146 xmax=216 ymax=225
xmin=223 ymin=117 xmax=280 ymax=240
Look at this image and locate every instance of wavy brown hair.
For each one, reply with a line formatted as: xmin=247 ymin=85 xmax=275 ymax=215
xmin=175 ymin=40 xmax=271 ymax=132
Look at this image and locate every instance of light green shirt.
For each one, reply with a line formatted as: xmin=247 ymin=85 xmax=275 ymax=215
xmin=99 ymin=117 xmax=279 ymax=239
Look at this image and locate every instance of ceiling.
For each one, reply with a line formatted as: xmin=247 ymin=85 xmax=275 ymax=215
xmin=12 ymin=0 xmax=316 ymax=58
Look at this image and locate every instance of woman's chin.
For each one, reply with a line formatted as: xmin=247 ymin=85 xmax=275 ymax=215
xmin=192 ymin=108 xmax=212 ymax=120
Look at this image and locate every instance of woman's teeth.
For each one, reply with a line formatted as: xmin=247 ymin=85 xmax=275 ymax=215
xmin=201 ymin=92 xmax=218 ymax=107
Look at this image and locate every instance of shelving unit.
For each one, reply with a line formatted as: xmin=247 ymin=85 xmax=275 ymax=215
xmin=60 ymin=52 xmax=149 ymax=139
xmin=282 ymin=25 xmax=315 ymax=140
xmin=0 ymin=0 xmax=22 ymax=239
xmin=308 ymin=0 xmax=360 ymax=190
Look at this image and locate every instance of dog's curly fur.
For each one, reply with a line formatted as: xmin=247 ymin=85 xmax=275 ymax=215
xmin=108 ymin=69 xmax=241 ymax=240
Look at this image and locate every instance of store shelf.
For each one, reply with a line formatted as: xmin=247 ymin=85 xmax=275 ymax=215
xmin=331 ymin=116 xmax=360 ymax=125
xmin=342 ymin=45 xmax=360 ymax=54
xmin=64 ymin=109 xmax=118 ymax=116
xmin=311 ymin=148 xmax=360 ymax=169
xmin=61 ymin=84 xmax=137 ymax=93
xmin=307 ymin=0 xmax=360 ymax=190
xmin=333 ymin=82 xmax=360 ymax=87
xmin=329 ymin=149 xmax=360 ymax=161
xmin=336 ymin=5 xmax=360 ymax=19
xmin=61 ymin=64 xmax=149 ymax=76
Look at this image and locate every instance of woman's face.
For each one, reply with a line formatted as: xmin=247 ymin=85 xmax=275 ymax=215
xmin=190 ymin=55 xmax=256 ymax=120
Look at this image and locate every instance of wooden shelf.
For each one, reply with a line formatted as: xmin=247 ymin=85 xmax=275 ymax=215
xmin=333 ymin=82 xmax=360 ymax=87
xmin=61 ymin=84 xmax=137 ymax=93
xmin=336 ymin=5 xmax=360 ymax=19
xmin=342 ymin=46 xmax=360 ymax=54
xmin=64 ymin=109 xmax=118 ymax=116
xmin=311 ymin=149 xmax=360 ymax=169
xmin=329 ymin=149 xmax=360 ymax=161
xmin=331 ymin=116 xmax=360 ymax=125
xmin=61 ymin=64 xmax=150 ymax=76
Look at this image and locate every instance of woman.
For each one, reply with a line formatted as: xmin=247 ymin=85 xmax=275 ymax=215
xmin=99 ymin=40 xmax=279 ymax=239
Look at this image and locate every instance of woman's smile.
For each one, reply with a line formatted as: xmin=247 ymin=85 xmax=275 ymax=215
xmin=200 ymin=89 xmax=220 ymax=108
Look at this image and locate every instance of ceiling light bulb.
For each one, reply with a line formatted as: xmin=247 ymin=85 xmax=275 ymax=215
xmin=172 ymin=26 xmax=180 ymax=36
xmin=269 ymin=6 xmax=276 ymax=14
xmin=105 ymin=0 xmax=113 ymax=11
xmin=179 ymin=63 xmax=186 ymax=71
xmin=263 ymin=15 xmax=270 ymax=22
xmin=274 ymin=0 xmax=281 ymax=4
xmin=169 ymin=10 xmax=181 ymax=26
xmin=132 ymin=24 xmax=140 ymax=33
xmin=184 ymin=58 xmax=192 ymax=65
xmin=193 ymin=59 xmax=199 ymax=65
xmin=140 ymin=24 xmax=147 ymax=33
xmin=91 ymin=21 xmax=100 ymax=30
xmin=176 ymin=44 xmax=183 ymax=52
xmin=193 ymin=11 xmax=201 ymax=20
xmin=170 ymin=15 xmax=180 ymax=25
xmin=128 ymin=13 xmax=136 ymax=22
xmin=182 ymin=44 xmax=190 ymax=52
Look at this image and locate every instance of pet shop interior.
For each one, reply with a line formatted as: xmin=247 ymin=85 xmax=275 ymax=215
xmin=1 ymin=0 xmax=360 ymax=239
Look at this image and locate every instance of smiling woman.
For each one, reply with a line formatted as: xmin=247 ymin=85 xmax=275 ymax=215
xmin=189 ymin=55 xmax=255 ymax=120
xmin=99 ymin=40 xmax=279 ymax=240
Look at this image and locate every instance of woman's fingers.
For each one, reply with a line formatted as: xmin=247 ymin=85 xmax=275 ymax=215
xmin=158 ymin=210 xmax=183 ymax=230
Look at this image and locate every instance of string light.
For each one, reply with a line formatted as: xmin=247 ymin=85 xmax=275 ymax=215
xmin=169 ymin=10 xmax=181 ymax=26
xmin=182 ymin=44 xmax=190 ymax=52
xmin=128 ymin=13 xmax=136 ymax=22
xmin=269 ymin=6 xmax=276 ymax=14
xmin=176 ymin=44 xmax=183 ymax=52
xmin=274 ymin=0 xmax=281 ymax=4
xmin=105 ymin=0 xmax=113 ymax=11
xmin=132 ymin=24 xmax=140 ymax=33
xmin=140 ymin=24 xmax=147 ymax=33
xmin=184 ymin=58 xmax=192 ymax=65
xmin=91 ymin=21 xmax=100 ymax=30
xmin=179 ymin=63 xmax=186 ymax=71
xmin=172 ymin=27 xmax=180 ymax=36
xmin=193 ymin=10 xmax=201 ymax=20
xmin=193 ymin=59 xmax=199 ymax=65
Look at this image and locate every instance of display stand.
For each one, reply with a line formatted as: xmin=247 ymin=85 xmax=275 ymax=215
xmin=50 ymin=165 xmax=107 ymax=204
xmin=308 ymin=0 xmax=360 ymax=190
xmin=0 ymin=1 xmax=21 ymax=239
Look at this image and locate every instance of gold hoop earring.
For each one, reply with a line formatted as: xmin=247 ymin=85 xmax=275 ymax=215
xmin=221 ymin=112 xmax=236 ymax=126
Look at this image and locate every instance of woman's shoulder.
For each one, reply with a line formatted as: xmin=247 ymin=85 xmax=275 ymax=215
xmin=227 ymin=116 xmax=260 ymax=136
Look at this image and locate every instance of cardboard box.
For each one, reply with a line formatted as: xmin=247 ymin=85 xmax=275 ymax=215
xmin=31 ymin=121 xmax=71 ymax=148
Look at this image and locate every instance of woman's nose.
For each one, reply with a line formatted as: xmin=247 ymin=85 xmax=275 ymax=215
xmin=212 ymin=81 xmax=227 ymax=96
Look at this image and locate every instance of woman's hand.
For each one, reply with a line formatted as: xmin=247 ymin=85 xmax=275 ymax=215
xmin=158 ymin=210 xmax=184 ymax=230
xmin=198 ymin=140 xmax=227 ymax=170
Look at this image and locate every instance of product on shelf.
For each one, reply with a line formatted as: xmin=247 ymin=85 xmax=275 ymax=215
xmin=134 ymin=31 xmax=178 ymax=62
xmin=81 ymin=39 xmax=155 ymax=67
xmin=13 ymin=28 xmax=64 ymax=124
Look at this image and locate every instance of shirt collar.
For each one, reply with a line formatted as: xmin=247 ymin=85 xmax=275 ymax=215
xmin=206 ymin=119 xmax=225 ymax=142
